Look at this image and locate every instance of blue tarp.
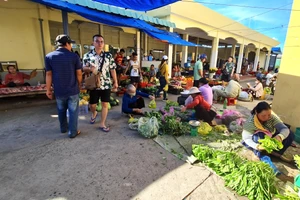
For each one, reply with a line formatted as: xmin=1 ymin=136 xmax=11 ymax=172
xmin=271 ymin=47 xmax=282 ymax=54
xmin=32 ymin=0 xmax=197 ymax=46
xmin=91 ymin=0 xmax=179 ymax=11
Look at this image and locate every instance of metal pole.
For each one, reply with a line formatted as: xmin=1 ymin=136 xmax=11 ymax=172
xmin=38 ymin=18 xmax=46 ymax=60
xmin=62 ymin=11 xmax=69 ymax=35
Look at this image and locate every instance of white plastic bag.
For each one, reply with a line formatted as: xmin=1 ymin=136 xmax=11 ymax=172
xmin=137 ymin=117 xmax=159 ymax=138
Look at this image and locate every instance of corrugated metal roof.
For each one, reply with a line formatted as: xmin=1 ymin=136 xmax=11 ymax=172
xmin=64 ymin=0 xmax=176 ymax=28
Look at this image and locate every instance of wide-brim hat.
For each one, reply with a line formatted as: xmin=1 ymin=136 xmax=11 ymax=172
xmin=188 ymin=87 xmax=201 ymax=94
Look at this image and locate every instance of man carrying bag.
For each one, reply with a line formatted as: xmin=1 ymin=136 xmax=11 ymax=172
xmin=83 ymin=34 xmax=118 ymax=132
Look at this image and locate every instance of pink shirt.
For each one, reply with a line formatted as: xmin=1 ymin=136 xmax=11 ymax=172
xmin=5 ymin=72 xmax=30 ymax=85
xmin=199 ymin=84 xmax=213 ymax=105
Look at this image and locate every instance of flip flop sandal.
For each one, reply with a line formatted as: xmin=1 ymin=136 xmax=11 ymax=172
xmin=90 ymin=112 xmax=98 ymax=124
xmin=99 ymin=126 xmax=110 ymax=132
xmin=69 ymin=130 xmax=81 ymax=138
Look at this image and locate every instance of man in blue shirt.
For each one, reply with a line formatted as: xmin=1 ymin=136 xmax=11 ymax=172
xmin=122 ymin=84 xmax=155 ymax=115
xmin=45 ymin=34 xmax=82 ymax=138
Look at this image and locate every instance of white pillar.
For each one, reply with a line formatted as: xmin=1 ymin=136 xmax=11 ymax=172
xmin=173 ymin=45 xmax=177 ymax=63
xmin=210 ymin=36 xmax=219 ymax=68
xmin=253 ymin=48 xmax=260 ymax=72
xmin=244 ymin=46 xmax=249 ymax=59
xmin=136 ymin=31 xmax=141 ymax=62
xmin=265 ymin=51 xmax=271 ymax=71
xmin=237 ymin=44 xmax=245 ymax=74
xmin=230 ymin=44 xmax=236 ymax=57
xmin=181 ymin=34 xmax=189 ymax=68
xmin=167 ymin=28 xmax=173 ymax=77
xmin=144 ymin=34 xmax=148 ymax=56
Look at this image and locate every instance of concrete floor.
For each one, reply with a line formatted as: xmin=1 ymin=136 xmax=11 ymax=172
xmin=0 ymin=76 xmax=280 ymax=200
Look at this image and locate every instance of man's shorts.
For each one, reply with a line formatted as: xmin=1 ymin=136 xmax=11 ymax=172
xmin=89 ymin=89 xmax=111 ymax=104
xmin=130 ymin=76 xmax=140 ymax=84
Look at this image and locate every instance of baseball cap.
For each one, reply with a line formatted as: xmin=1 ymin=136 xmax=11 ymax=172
xmin=162 ymin=55 xmax=168 ymax=60
xmin=199 ymin=54 xmax=207 ymax=59
xmin=55 ymin=34 xmax=75 ymax=45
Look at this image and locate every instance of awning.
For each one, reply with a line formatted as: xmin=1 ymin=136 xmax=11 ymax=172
xmin=32 ymin=0 xmax=198 ymax=46
xmin=271 ymin=47 xmax=282 ymax=54
xmin=91 ymin=0 xmax=179 ymax=11
xmin=58 ymin=0 xmax=175 ymax=28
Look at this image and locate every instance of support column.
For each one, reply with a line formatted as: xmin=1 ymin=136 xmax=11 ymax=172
xmin=62 ymin=11 xmax=69 ymax=35
xmin=237 ymin=43 xmax=245 ymax=73
xmin=244 ymin=46 xmax=249 ymax=59
xmin=136 ymin=31 xmax=141 ymax=62
xmin=100 ymin=24 xmax=104 ymax=36
xmin=181 ymin=34 xmax=189 ymax=68
xmin=265 ymin=51 xmax=271 ymax=71
xmin=144 ymin=34 xmax=148 ymax=56
xmin=210 ymin=36 xmax=219 ymax=68
xmin=167 ymin=28 xmax=173 ymax=77
xmin=230 ymin=44 xmax=236 ymax=57
xmin=253 ymin=47 xmax=260 ymax=72
xmin=224 ymin=44 xmax=228 ymax=59
xmin=195 ymin=38 xmax=199 ymax=60
xmin=173 ymin=45 xmax=177 ymax=63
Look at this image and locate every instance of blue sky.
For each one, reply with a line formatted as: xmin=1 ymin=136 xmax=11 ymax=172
xmin=195 ymin=0 xmax=293 ymax=49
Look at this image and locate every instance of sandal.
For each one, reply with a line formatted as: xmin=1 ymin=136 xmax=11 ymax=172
xmin=90 ymin=112 xmax=98 ymax=124
xmin=99 ymin=126 xmax=110 ymax=132
xmin=69 ymin=130 xmax=81 ymax=138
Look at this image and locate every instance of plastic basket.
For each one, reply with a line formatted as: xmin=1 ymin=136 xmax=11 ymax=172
xmin=295 ymin=127 xmax=300 ymax=143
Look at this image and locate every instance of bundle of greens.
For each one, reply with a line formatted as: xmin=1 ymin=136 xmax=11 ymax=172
xmin=258 ymin=135 xmax=283 ymax=153
xmin=192 ymin=144 xmax=278 ymax=200
xmin=161 ymin=116 xmax=190 ymax=136
xmin=164 ymin=100 xmax=179 ymax=111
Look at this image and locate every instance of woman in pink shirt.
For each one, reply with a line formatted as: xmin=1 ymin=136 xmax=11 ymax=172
xmin=5 ymin=65 xmax=37 ymax=87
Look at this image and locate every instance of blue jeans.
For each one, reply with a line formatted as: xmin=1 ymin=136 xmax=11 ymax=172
xmin=156 ymin=77 xmax=167 ymax=99
xmin=56 ymin=94 xmax=79 ymax=138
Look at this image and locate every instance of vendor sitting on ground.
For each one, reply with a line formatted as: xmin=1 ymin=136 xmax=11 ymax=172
xmin=149 ymin=64 xmax=156 ymax=83
xmin=181 ymin=87 xmax=216 ymax=125
xmin=247 ymin=77 xmax=264 ymax=99
xmin=213 ymin=73 xmax=241 ymax=101
xmin=122 ymin=84 xmax=155 ymax=115
xmin=172 ymin=64 xmax=181 ymax=78
xmin=185 ymin=77 xmax=213 ymax=106
xmin=5 ymin=65 xmax=37 ymax=87
xmin=242 ymin=101 xmax=295 ymax=182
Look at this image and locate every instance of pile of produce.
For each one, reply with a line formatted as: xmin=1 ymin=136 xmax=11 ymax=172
xmin=79 ymin=99 xmax=89 ymax=106
xmin=109 ymin=96 xmax=119 ymax=107
xmin=161 ymin=115 xmax=190 ymax=136
xmin=148 ymin=100 xmax=156 ymax=109
xmin=142 ymin=86 xmax=157 ymax=95
xmin=164 ymin=100 xmax=179 ymax=111
xmin=258 ymin=135 xmax=283 ymax=153
xmin=192 ymin=144 xmax=278 ymax=200
xmin=295 ymin=155 xmax=300 ymax=169
xmin=197 ymin=122 xmax=212 ymax=135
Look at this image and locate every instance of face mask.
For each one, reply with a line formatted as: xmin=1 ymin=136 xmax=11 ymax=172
xmin=128 ymin=92 xmax=136 ymax=97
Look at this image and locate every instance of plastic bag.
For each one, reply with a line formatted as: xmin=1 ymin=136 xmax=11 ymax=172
xmin=138 ymin=117 xmax=159 ymax=138
xmin=163 ymin=84 xmax=168 ymax=91
xmin=148 ymin=100 xmax=157 ymax=109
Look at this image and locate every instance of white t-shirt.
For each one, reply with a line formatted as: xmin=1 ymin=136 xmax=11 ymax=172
xmin=265 ymin=73 xmax=274 ymax=86
xmin=130 ymin=60 xmax=140 ymax=77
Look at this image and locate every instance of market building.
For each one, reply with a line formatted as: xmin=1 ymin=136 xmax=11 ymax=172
xmin=0 ymin=0 xmax=279 ymax=84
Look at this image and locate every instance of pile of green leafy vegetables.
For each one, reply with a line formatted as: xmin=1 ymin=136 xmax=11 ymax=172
xmin=258 ymin=135 xmax=283 ymax=153
xmin=192 ymin=144 xmax=278 ymax=200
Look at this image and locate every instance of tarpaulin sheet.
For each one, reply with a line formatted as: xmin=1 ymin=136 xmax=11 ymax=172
xmin=92 ymin=0 xmax=179 ymax=11
xmin=32 ymin=0 xmax=198 ymax=46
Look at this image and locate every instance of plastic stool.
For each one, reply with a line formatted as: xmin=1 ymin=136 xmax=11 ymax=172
xmin=226 ymin=97 xmax=237 ymax=106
